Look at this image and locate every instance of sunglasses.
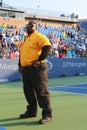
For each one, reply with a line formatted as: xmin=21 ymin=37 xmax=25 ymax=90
xmin=25 ymin=23 xmax=37 ymax=28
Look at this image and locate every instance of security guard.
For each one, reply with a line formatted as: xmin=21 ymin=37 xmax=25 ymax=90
xmin=18 ymin=21 xmax=52 ymax=124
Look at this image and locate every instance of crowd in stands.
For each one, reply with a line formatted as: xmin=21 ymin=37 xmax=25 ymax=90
xmin=38 ymin=23 xmax=87 ymax=58
xmin=0 ymin=23 xmax=26 ymax=59
xmin=0 ymin=22 xmax=87 ymax=59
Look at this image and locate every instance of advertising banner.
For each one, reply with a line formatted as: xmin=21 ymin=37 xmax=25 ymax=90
xmin=47 ymin=58 xmax=87 ymax=78
xmin=0 ymin=58 xmax=87 ymax=82
xmin=0 ymin=59 xmax=21 ymax=82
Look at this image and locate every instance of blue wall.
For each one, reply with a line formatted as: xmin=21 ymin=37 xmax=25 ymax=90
xmin=47 ymin=58 xmax=87 ymax=78
xmin=0 ymin=59 xmax=21 ymax=83
xmin=0 ymin=58 xmax=87 ymax=83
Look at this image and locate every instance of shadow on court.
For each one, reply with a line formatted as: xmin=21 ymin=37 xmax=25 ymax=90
xmin=0 ymin=117 xmax=39 ymax=127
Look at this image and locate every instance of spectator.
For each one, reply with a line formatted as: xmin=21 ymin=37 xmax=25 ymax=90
xmin=8 ymin=49 xmax=17 ymax=59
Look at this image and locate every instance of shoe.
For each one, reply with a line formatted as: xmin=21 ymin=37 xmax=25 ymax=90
xmin=39 ymin=116 xmax=52 ymax=124
xmin=19 ymin=111 xmax=37 ymax=119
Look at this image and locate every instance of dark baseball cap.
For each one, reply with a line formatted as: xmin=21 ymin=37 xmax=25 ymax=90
xmin=26 ymin=21 xmax=37 ymax=28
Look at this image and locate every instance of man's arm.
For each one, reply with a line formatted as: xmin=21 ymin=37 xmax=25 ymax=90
xmin=32 ymin=45 xmax=51 ymax=67
xmin=38 ymin=45 xmax=51 ymax=62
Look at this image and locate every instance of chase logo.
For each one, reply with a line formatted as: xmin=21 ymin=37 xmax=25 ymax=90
xmin=46 ymin=60 xmax=53 ymax=70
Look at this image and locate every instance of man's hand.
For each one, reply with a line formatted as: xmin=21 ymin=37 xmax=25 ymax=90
xmin=32 ymin=60 xmax=40 ymax=67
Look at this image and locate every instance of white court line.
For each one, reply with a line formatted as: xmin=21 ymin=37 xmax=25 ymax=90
xmin=49 ymin=85 xmax=87 ymax=95
xmin=69 ymin=83 xmax=87 ymax=86
xmin=66 ymin=86 xmax=87 ymax=90
xmin=49 ymin=85 xmax=87 ymax=90
xmin=50 ymin=90 xmax=87 ymax=95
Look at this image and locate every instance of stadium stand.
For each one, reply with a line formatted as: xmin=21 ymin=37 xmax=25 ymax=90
xmin=0 ymin=21 xmax=87 ymax=59
xmin=0 ymin=17 xmax=26 ymax=27
xmin=80 ymin=22 xmax=87 ymax=30
xmin=0 ymin=0 xmax=87 ymax=59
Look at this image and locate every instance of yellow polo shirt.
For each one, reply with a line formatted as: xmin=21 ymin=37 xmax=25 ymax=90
xmin=20 ymin=31 xmax=51 ymax=67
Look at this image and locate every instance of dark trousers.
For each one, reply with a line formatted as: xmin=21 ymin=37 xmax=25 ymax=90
xmin=22 ymin=63 xmax=52 ymax=116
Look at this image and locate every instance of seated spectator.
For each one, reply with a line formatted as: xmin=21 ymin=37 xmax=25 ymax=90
xmin=1 ymin=23 xmax=6 ymax=30
xmin=1 ymin=38 xmax=7 ymax=49
xmin=8 ymin=49 xmax=17 ymax=59
xmin=59 ymin=50 xmax=65 ymax=58
xmin=0 ymin=31 xmax=3 ymax=42
xmin=0 ymin=44 xmax=3 ymax=58
xmin=67 ymin=50 xmax=72 ymax=58
xmin=53 ymin=48 xmax=59 ymax=58
xmin=72 ymin=50 xmax=76 ymax=58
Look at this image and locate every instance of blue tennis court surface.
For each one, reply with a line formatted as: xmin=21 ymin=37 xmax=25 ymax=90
xmin=49 ymin=83 xmax=87 ymax=95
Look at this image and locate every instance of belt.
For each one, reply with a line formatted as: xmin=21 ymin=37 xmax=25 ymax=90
xmin=23 ymin=61 xmax=45 ymax=68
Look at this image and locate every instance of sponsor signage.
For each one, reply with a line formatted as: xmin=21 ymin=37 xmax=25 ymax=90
xmin=0 ymin=58 xmax=87 ymax=82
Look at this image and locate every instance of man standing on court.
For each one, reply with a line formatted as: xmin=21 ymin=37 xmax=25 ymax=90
xmin=18 ymin=21 xmax=52 ymax=124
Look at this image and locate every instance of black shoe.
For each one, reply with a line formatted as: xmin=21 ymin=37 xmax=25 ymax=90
xmin=19 ymin=111 xmax=37 ymax=119
xmin=39 ymin=116 xmax=52 ymax=124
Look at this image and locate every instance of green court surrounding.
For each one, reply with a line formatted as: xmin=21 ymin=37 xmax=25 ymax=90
xmin=0 ymin=76 xmax=87 ymax=130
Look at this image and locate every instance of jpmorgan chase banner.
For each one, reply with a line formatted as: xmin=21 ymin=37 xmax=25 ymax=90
xmin=0 ymin=59 xmax=21 ymax=83
xmin=47 ymin=57 xmax=87 ymax=78
xmin=0 ymin=58 xmax=87 ymax=82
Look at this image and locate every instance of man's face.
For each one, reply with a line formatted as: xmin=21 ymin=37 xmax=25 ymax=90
xmin=25 ymin=23 xmax=37 ymax=35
